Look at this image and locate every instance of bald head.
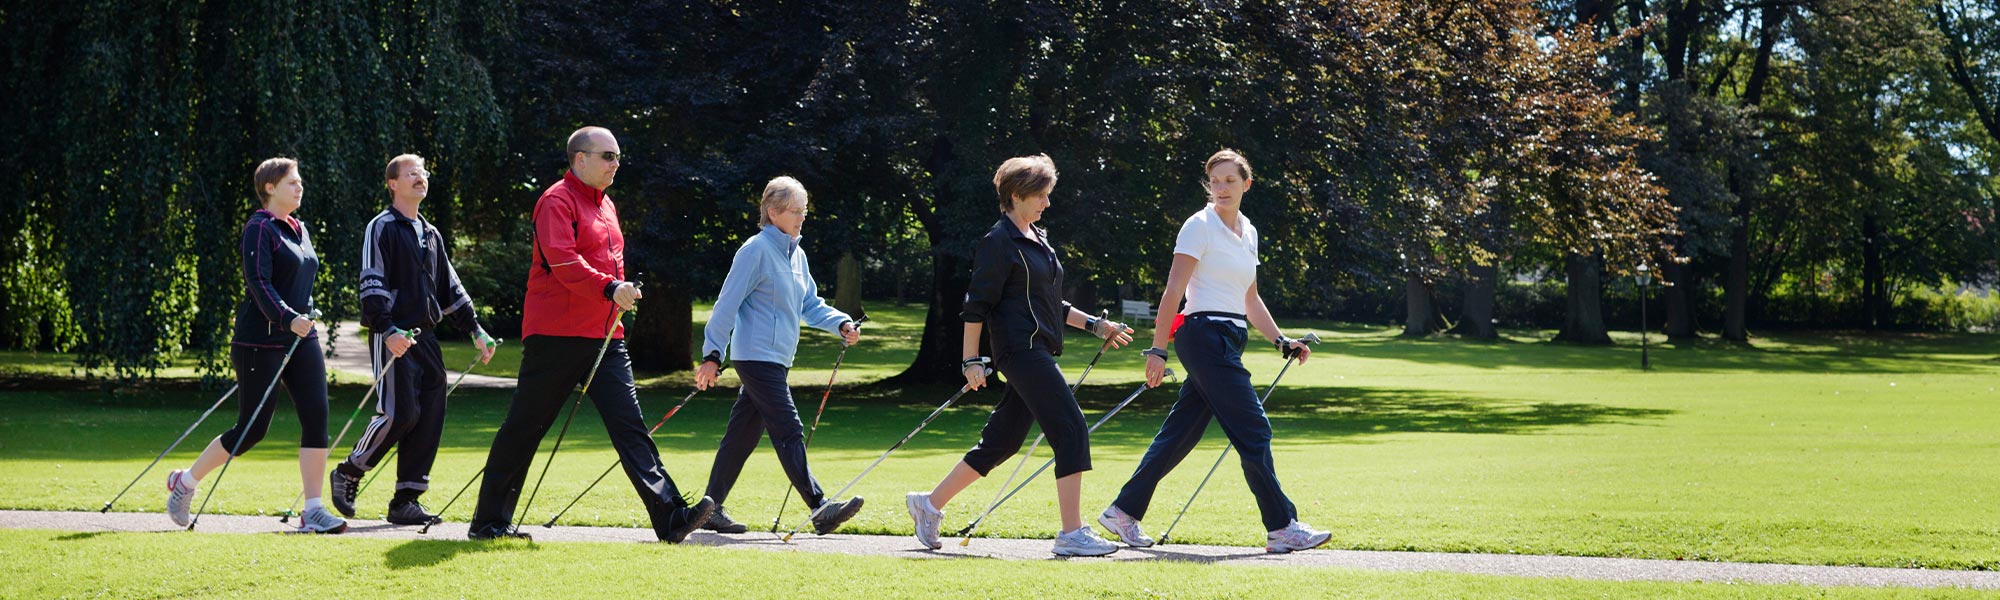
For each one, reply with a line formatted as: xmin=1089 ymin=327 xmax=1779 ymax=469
xmin=566 ymin=126 xmax=621 ymax=190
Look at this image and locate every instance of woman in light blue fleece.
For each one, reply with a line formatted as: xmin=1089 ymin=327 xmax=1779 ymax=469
xmin=692 ymin=176 xmax=863 ymax=535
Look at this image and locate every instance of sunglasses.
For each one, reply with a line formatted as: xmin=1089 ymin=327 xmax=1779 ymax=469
xmin=581 ymin=151 xmax=622 ymax=163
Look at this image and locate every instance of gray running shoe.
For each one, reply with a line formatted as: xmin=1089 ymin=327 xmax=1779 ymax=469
xmin=296 ymin=505 xmax=349 ymax=534
xmin=905 ymin=492 xmax=943 ymax=550
xmin=165 ymin=469 xmax=196 ymax=527
xmin=1096 ymin=504 xmax=1154 ymax=548
xmin=1052 ymin=526 xmax=1119 ymax=557
xmin=1265 ymin=519 xmax=1332 ymax=554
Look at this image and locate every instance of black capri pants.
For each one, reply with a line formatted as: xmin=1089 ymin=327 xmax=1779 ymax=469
xmin=219 ymin=341 xmax=330 ymax=454
xmin=961 ymin=348 xmax=1092 ymax=478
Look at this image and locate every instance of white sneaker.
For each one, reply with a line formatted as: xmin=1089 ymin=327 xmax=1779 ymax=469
xmin=1265 ymin=519 xmax=1331 ymax=554
xmin=906 ymin=492 xmax=944 ymax=550
xmin=295 ymin=505 xmax=349 ymax=534
xmin=165 ymin=469 xmax=196 ymax=527
xmin=1052 ymin=526 xmax=1119 ymax=557
xmin=1096 ymin=505 xmax=1154 ymax=548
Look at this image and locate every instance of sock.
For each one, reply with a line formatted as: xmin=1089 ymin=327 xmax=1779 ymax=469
xmin=176 ymin=470 xmax=198 ymax=489
xmin=304 ymin=498 xmax=324 ymax=512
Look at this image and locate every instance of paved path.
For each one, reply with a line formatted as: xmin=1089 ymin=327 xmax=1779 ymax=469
xmin=5 ymin=510 xmax=1995 ymax=590
xmin=322 ymin=321 xmax=512 ymax=389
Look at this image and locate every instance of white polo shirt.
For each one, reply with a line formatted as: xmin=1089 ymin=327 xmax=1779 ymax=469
xmin=1174 ymin=204 xmax=1259 ymax=316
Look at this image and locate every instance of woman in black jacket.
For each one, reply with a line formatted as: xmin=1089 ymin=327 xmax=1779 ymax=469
xmin=163 ymin=158 xmax=344 ymax=534
xmin=905 ymin=154 xmax=1133 ymax=556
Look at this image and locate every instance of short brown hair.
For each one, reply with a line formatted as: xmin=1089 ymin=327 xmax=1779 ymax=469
xmin=758 ymin=176 xmax=807 ymax=227
xmin=385 ymin=153 xmax=424 ymax=181
xmin=1204 ymin=148 xmax=1252 ymax=180
xmin=992 ymin=154 xmax=1058 ymax=213
xmin=253 ymin=157 xmax=297 ymax=205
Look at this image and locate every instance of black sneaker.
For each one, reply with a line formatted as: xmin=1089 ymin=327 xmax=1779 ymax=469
xmin=386 ymin=498 xmax=442 ymax=526
xmin=701 ymin=506 xmax=749 ymax=534
xmin=467 ymin=522 xmax=532 ymax=541
xmin=811 ymin=496 xmax=865 ymax=535
xmin=329 ymin=464 xmax=362 ymax=518
xmin=659 ymin=496 xmax=717 ymax=544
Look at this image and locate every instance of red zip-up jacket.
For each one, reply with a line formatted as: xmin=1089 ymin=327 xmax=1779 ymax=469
xmin=524 ymin=170 xmax=627 ymax=340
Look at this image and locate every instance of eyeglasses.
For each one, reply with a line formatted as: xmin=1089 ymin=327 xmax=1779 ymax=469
xmin=581 ymin=151 xmax=622 ymax=163
xmin=406 ymin=170 xmax=431 ymax=179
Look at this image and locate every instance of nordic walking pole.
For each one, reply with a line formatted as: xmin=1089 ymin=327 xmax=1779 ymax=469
xmin=280 ymin=326 xmax=422 ymax=523
xmin=99 ymin=384 xmax=238 ymax=513
xmin=1156 ymin=332 xmax=1320 ymax=545
xmin=543 ymin=375 xmax=719 ymax=528
xmin=768 ymin=315 xmax=867 ymax=533
xmin=355 ymin=343 xmax=500 ymax=499
xmin=959 ymin=373 xmax=1169 ymax=545
xmin=781 ymin=368 xmax=993 ymax=542
xmin=960 ymin=310 xmax=1121 ymax=536
xmin=513 ymin=285 xmax=638 ymax=533
xmin=187 ymin=309 xmax=321 ymax=530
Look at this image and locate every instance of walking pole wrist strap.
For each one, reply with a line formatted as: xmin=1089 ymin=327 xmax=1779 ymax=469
xmin=961 ymin=356 xmax=992 ymax=372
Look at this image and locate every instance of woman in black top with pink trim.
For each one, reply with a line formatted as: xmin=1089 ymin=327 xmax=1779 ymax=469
xmin=163 ymin=158 xmax=344 ymax=534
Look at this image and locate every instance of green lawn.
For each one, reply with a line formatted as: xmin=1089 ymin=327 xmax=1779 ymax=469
xmin=0 ymin=529 xmax=1980 ymax=599
xmin=4 ymin=303 xmax=1999 ymax=572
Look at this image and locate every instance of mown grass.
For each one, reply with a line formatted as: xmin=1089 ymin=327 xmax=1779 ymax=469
xmin=0 ymin=529 xmax=1986 ymax=599
xmin=4 ymin=303 xmax=1998 ymax=569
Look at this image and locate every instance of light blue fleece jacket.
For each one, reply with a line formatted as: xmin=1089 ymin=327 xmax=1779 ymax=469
xmin=702 ymin=225 xmax=851 ymax=367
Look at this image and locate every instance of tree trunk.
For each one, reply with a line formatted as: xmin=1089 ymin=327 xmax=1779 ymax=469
xmin=1663 ymin=260 xmax=1699 ymax=339
xmin=1862 ymin=213 xmax=1886 ymax=328
xmin=1723 ymin=6 xmax=1785 ymax=343
xmin=1401 ymin=273 xmax=1443 ymax=337
xmin=834 ymin=252 xmax=864 ymax=318
xmin=1458 ymin=262 xmax=1499 ymax=340
xmin=627 ymin=281 xmax=693 ymax=374
xmin=1068 ymin=265 xmax=1101 ymax=318
xmin=886 ymin=250 xmax=971 ymax=385
xmin=1555 ymin=254 xmax=1613 ymax=344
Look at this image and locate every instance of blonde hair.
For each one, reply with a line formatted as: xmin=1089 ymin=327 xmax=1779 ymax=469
xmin=759 ymin=176 xmax=808 ymax=227
xmin=385 ymin=153 xmax=424 ymax=181
xmin=992 ymin=154 xmax=1058 ymax=213
xmin=252 ymin=157 xmax=297 ymax=205
xmin=1204 ymin=148 xmax=1253 ymax=180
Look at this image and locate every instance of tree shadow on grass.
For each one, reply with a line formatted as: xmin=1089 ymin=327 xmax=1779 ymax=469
xmin=54 ymin=531 xmax=110 ymax=541
xmin=1 ymin=381 xmax=1670 ymax=465
xmin=383 ymin=538 xmax=533 ymax=570
xmin=1263 ymin=386 xmax=1675 ymax=443
xmin=1328 ymin=330 xmax=1999 ymax=375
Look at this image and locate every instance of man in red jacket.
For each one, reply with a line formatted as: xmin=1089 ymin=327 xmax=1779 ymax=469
xmin=467 ymin=126 xmax=716 ymax=541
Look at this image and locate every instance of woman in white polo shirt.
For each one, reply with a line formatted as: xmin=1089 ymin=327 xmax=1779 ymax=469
xmin=1095 ymin=149 xmax=1332 ymax=553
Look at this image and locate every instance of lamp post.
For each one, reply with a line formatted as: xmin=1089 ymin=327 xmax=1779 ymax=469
xmin=1636 ymin=263 xmax=1652 ymax=371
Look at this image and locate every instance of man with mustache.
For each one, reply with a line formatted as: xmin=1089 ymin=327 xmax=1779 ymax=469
xmin=330 ymin=153 xmax=498 ymax=525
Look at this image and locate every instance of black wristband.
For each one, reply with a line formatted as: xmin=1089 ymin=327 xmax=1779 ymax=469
xmin=1276 ymin=336 xmax=1301 ymax=359
xmin=961 ymin=356 xmax=992 ymax=370
xmin=701 ymin=351 xmax=722 ymax=367
xmin=1140 ymin=347 xmax=1169 ymax=360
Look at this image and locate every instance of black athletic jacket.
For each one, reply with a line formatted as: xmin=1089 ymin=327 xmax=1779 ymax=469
xmin=961 ymin=219 xmax=1073 ymax=356
xmin=358 ymin=208 xmax=480 ymax=336
xmin=234 ymin=209 xmax=320 ymax=348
